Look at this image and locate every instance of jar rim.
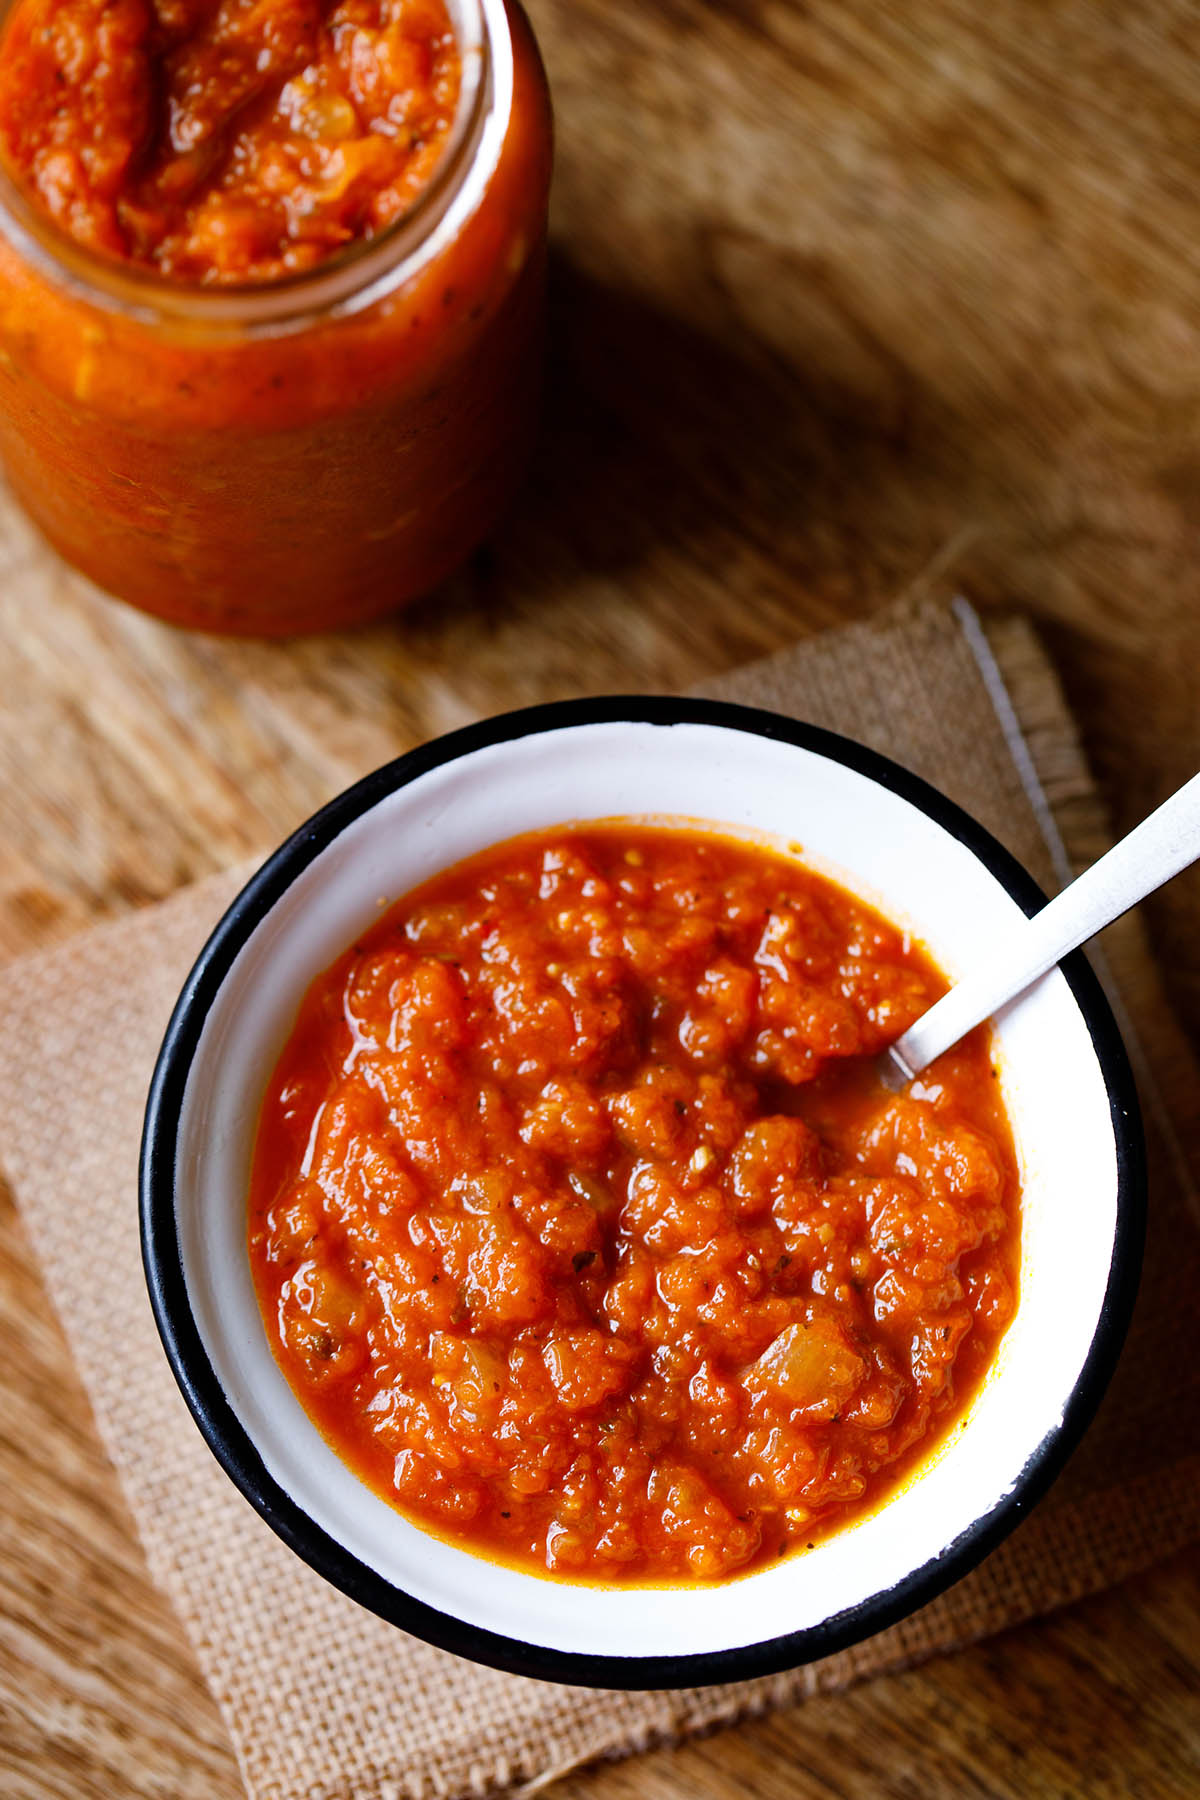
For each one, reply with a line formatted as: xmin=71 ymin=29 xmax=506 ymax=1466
xmin=0 ymin=0 xmax=511 ymax=336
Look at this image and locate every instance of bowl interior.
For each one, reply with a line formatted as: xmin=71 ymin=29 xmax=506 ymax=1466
xmin=164 ymin=715 xmax=1123 ymax=1666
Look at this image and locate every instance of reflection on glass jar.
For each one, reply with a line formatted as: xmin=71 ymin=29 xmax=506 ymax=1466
xmin=0 ymin=0 xmax=553 ymax=634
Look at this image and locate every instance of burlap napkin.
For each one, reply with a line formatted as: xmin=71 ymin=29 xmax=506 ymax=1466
xmin=0 ymin=598 xmax=1196 ymax=1800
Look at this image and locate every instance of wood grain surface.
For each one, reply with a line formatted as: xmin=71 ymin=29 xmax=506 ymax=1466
xmin=1 ymin=1 xmax=1198 ymax=1796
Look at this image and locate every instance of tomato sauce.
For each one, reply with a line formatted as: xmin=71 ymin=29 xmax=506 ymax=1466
xmin=0 ymin=0 xmax=461 ymax=285
xmin=248 ymin=827 xmax=1020 ymax=1583
xmin=0 ymin=0 xmax=552 ymax=633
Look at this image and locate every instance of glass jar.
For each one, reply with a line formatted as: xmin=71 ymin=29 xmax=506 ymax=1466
xmin=0 ymin=0 xmax=552 ymax=635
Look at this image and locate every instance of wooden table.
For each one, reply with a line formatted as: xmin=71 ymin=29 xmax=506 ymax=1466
xmin=2 ymin=2 xmax=1199 ymax=1795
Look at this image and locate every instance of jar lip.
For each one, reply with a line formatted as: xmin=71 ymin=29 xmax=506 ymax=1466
xmin=0 ymin=0 xmax=511 ymax=336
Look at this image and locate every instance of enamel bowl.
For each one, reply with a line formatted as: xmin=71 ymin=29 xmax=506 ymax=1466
xmin=140 ymin=698 xmax=1144 ymax=1688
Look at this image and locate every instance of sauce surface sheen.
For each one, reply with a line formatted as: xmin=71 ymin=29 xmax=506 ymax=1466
xmin=248 ymin=826 xmax=1020 ymax=1583
xmin=0 ymin=0 xmax=461 ymax=283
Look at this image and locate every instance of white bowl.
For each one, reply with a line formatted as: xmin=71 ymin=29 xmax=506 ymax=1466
xmin=140 ymin=698 xmax=1144 ymax=1687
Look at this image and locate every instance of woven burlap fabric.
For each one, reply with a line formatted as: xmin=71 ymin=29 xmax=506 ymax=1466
xmin=0 ymin=599 xmax=1196 ymax=1800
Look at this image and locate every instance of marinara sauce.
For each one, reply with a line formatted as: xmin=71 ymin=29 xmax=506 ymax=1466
xmin=0 ymin=0 xmax=464 ymax=283
xmin=249 ymin=827 xmax=1020 ymax=1583
xmin=0 ymin=0 xmax=551 ymax=632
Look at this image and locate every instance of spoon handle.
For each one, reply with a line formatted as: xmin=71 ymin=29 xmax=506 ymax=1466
xmin=885 ymin=769 xmax=1200 ymax=1084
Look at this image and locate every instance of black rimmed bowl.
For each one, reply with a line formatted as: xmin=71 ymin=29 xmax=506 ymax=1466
xmin=140 ymin=697 xmax=1145 ymax=1688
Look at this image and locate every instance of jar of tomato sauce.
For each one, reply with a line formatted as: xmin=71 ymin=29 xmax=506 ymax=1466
xmin=0 ymin=0 xmax=551 ymax=634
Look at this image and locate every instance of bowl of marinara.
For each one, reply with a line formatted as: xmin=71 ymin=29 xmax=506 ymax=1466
xmin=140 ymin=696 xmax=1145 ymax=1688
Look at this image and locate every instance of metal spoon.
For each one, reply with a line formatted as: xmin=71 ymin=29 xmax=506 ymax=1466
xmin=879 ymin=770 xmax=1200 ymax=1089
